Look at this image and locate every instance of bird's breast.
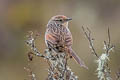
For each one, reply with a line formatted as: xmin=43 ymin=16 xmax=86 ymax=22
xmin=45 ymin=23 xmax=73 ymax=47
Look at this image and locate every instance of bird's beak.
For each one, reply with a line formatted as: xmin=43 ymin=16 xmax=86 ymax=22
xmin=65 ymin=18 xmax=72 ymax=21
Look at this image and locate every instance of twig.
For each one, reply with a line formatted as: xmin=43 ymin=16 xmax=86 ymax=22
xmin=82 ymin=26 xmax=99 ymax=58
xmin=104 ymin=28 xmax=114 ymax=55
xmin=108 ymin=27 xmax=110 ymax=47
xmin=82 ymin=27 xmax=114 ymax=80
xmin=25 ymin=31 xmax=78 ymax=80
xmin=25 ymin=31 xmax=46 ymax=58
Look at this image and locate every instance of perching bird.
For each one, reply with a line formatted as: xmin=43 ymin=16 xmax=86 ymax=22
xmin=45 ymin=15 xmax=87 ymax=69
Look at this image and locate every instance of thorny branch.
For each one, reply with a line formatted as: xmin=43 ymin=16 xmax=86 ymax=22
xmin=25 ymin=31 xmax=78 ymax=80
xmin=82 ymin=27 xmax=114 ymax=80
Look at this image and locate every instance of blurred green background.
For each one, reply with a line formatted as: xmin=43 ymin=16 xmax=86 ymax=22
xmin=0 ymin=0 xmax=120 ymax=80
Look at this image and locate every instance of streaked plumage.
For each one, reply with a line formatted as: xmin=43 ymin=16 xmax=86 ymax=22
xmin=45 ymin=15 xmax=87 ymax=69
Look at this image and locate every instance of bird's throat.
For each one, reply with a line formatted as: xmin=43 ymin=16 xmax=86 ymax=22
xmin=62 ymin=22 xmax=68 ymax=27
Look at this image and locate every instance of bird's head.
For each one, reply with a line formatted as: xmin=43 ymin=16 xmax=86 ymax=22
xmin=49 ymin=15 xmax=72 ymax=27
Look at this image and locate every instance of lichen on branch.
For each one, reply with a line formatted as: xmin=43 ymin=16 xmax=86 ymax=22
xmin=82 ymin=27 xmax=114 ymax=80
xmin=25 ymin=31 xmax=78 ymax=80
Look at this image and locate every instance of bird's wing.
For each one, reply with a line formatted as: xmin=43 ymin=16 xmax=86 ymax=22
xmin=65 ymin=28 xmax=73 ymax=47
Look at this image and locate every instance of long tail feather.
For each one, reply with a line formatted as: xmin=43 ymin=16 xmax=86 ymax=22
xmin=68 ymin=48 xmax=88 ymax=69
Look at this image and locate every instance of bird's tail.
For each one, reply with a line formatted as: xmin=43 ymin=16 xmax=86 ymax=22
xmin=68 ymin=48 xmax=88 ymax=69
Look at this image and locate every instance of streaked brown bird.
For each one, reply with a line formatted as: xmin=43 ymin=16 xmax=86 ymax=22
xmin=45 ymin=15 xmax=87 ymax=69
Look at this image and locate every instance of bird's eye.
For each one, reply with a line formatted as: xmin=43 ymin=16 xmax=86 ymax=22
xmin=59 ymin=19 xmax=62 ymax=21
xmin=54 ymin=19 xmax=63 ymax=21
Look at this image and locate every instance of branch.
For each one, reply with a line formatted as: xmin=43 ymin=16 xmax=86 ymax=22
xmin=82 ymin=26 xmax=99 ymax=58
xmin=103 ymin=28 xmax=114 ymax=55
xmin=25 ymin=31 xmax=78 ymax=80
xmin=25 ymin=31 xmax=46 ymax=58
xmin=82 ymin=27 xmax=114 ymax=80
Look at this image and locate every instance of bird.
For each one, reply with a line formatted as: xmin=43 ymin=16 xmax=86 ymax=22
xmin=45 ymin=15 xmax=87 ymax=69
